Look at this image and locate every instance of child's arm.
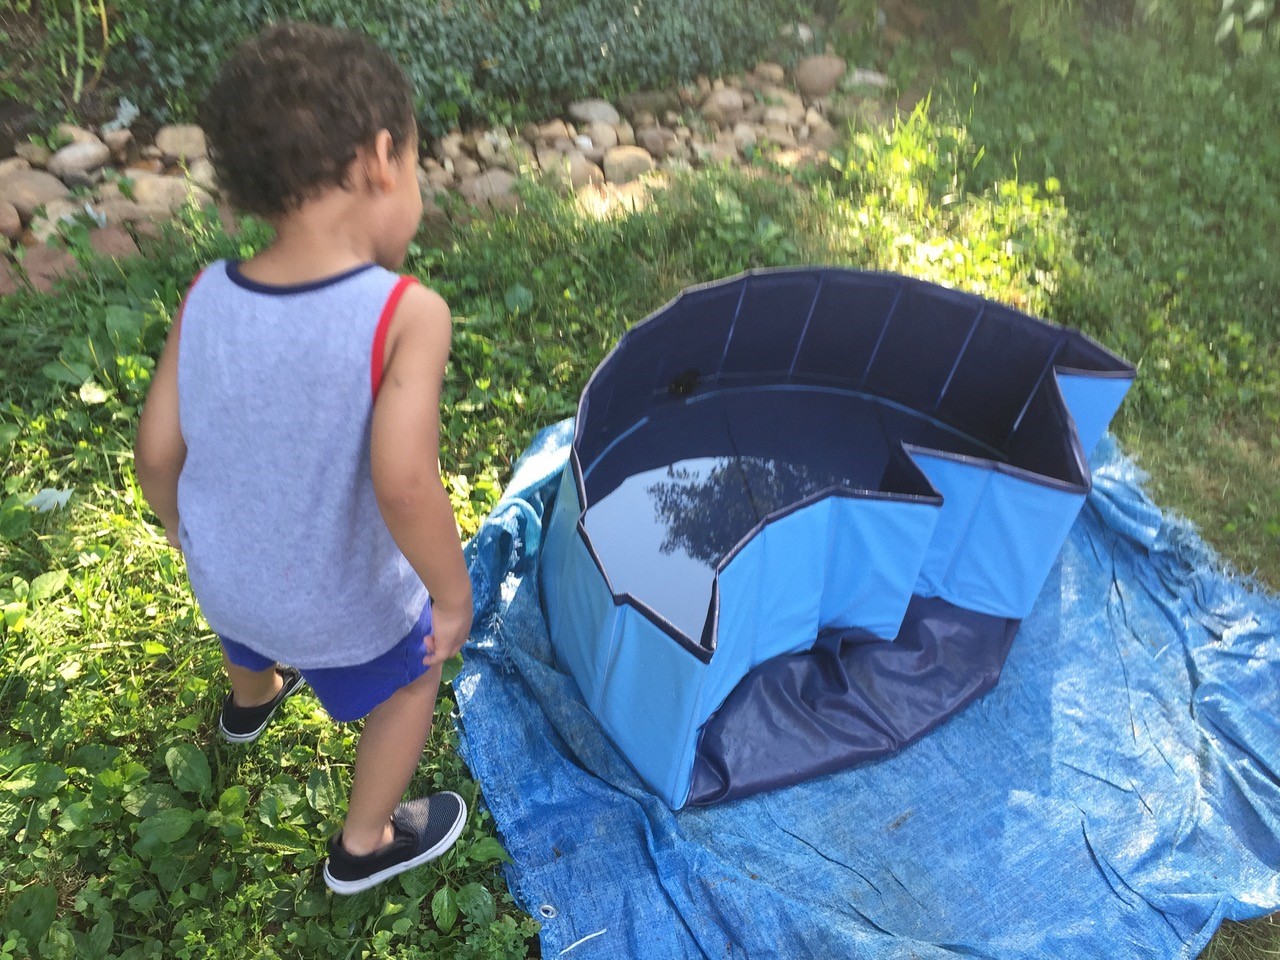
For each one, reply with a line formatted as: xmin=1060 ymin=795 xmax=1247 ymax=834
xmin=370 ymin=284 xmax=473 ymax=668
xmin=135 ymin=318 xmax=188 ymax=548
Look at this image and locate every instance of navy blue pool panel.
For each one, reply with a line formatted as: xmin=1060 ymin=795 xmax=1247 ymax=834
xmin=541 ymin=268 xmax=1135 ymax=809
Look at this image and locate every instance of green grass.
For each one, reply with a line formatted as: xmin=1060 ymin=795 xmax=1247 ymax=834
xmin=2 ymin=17 xmax=1278 ymax=958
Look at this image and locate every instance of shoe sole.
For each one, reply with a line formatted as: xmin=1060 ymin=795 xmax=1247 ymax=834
xmin=218 ymin=674 xmax=305 ymax=744
xmin=322 ymin=793 xmax=468 ymax=895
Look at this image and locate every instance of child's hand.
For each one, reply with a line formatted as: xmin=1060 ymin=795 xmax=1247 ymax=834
xmin=423 ymin=600 xmax=472 ymax=667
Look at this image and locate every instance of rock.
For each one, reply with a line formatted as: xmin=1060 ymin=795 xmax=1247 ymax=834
xmin=795 ymin=55 xmax=847 ymax=99
xmin=30 ymin=198 xmax=84 ymax=243
xmin=733 ymin=122 xmax=759 ymax=153
xmin=141 ymin=144 xmax=162 ymax=160
xmin=14 ymin=142 xmax=51 ymax=167
xmin=568 ymin=99 xmax=621 ymax=126
xmin=825 ymin=94 xmax=893 ymax=128
xmin=805 ymin=106 xmax=825 ymax=128
xmin=754 ymin=62 xmax=786 ymax=85
xmin=154 ymin=124 xmax=208 ymax=161
xmin=187 ymin=157 xmax=218 ymax=193
xmin=47 ymin=139 xmax=111 ymax=181
xmin=437 ymin=132 xmax=466 ymax=162
xmin=632 ymin=110 xmax=658 ymax=130
xmin=568 ymin=153 xmax=604 ymax=190
xmin=0 ymin=168 xmax=71 ymax=221
xmin=114 ymin=171 xmax=213 ymax=217
xmin=699 ymin=131 xmax=739 ymax=165
xmin=537 ymin=120 xmax=574 ymax=144
xmin=459 ymin=169 xmax=519 ymax=212
xmin=454 ymin=156 xmax=481 ymax=179
xmin=602 ymin=145 xmax=654 ymax=184
xmin=94 ymin=195 xmax=147 ymax=225
xmin=17 ymin=244 xmax=79 ymax=293
xmin=55 ymin=123 xmax=98 ymax=145
xmin=762 ymin=124 xmax=799 ymax=149
xmin=583 ymin=121 xmax=619 ymax=152
xmin=0 ymin=157 xmax=31 ymax=178
xmin=102 ymin=129 xmax=135 ymax=164
xmin=759 ymin=87 xmax=806 ymax=126
xmin=636 ymin=127 xmax=679 ymax=161
xmin=808 ymin=120 xmax=841 ymax=151
xmin=615 ymin=120 xmax=635 ymax=147
xmin=127 ymin=158 xmax=165 ymax=176
xmin=620 ymin=90 xmax=680 ymax=120
xmin=88 ymin=224 xmax=140 ymax=259
xmin=0 ymin=260 xmax=17 ymax=296
xmin=701 ymin=88 xmax=746 ymax=127
xmin=846 ymin=68 xmax=890 ymax=90
xmin=0 ymin=200 xmax=21 ymax=241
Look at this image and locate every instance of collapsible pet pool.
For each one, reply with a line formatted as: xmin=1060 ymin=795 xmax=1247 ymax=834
xmin=541 ymin=268 xmax=1135 ymax=809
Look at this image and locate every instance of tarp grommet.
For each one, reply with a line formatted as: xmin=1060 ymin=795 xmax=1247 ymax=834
xmin=540 ymin=904 xmax=558 ymax=919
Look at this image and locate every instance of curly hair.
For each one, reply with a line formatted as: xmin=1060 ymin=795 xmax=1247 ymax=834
xmin=198 ymin=21 xmax=416 ymax=218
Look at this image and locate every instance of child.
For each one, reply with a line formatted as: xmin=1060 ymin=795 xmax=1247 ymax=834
xmin=134 ymin=21 xmax=473 ymax=895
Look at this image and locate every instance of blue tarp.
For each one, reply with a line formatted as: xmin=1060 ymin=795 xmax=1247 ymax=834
xmin=455 ymin=421 xmax=1280 ymax=959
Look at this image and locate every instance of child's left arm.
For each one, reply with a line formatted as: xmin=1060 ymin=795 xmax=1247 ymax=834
xmin=135 ymin=319 xmax=188 ymax=547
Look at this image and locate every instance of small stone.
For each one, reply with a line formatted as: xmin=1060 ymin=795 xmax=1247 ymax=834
xmin=733 ymin=122 xmax=759 ymax=153
xmin=455 ymin=156 xmax=481 ymax=179
xmin=95 ymin=195 xmax=146 ymax=225
xmin=754 ymin=62 xmax=786 ymax=85
xmin=154 ymin=124 xmax=208 ymax=162
xmin=17 ymin=244 xmax=79 ymax=293
xmin=584 ymin=121 xmax=619 ymax=152
xmin=30 ymin=198 xmax=83 ymax=243
xmin=438 ymin=132 xmax=466 ymax=162
xmin=809 ymin=120 xmax=841 ymax=151
xmin=121 ymin=171 xmax=213 ymax=217
xmin=846 ymin=68 xmax=891 ymax=90
xmin=0 ymin=168 xmax=71 ymax=221
xmin=459 ymin=169 xmax=520 ymax=213
xmin=662 ymin=110 xmax=682 ymax=128
xmin=762 ymin=124 xmax=799 ymax=149
xmin=426 ymin=166 xmax=454 ymax=191
xmin=568 ymin=99 xmax=620 ymax=126
xmin=0 ymin=200 xmax=21 ymax=241
xmin=128 ymin=158 xmax=165 ymax=176
xmin=55 ymin=123 xmax=97 ymax=144
xmin=0 ymin=157 xmax=31 ymax=178
xmin=760 ymin=87 xmax=806 ymax=126
xmin=537 ymin=120 xmax=573 ymax=144
xmin=795 ymin=55 xmax=848 ymax=99
xmin=568 ymin=153 xmax=604 ymax=191
xmin=47 ymin=139 xmax=111 ymax=181
xmin=141 ymin=145 xmax=162 ymax=160
xmin=636 ymin=127 xmax=679 ymax=161
xmin=602 ymin=145 xmax=655 ymax=184
xmin=632 ymin=110 xmax=658 ymax=130
xmin=619 ymin=90 xmax=680 ymax=120
xmin=701 ymin=88 xmax=746 ymax=127
xmin=615 ymin=120 xmax=635 ymax=147
xmin=102 ymin=129 xmax=135 ymax=165
xmin=0 ymin=260 xmax=17 ymax=296
xmin=186 ymin=157 xmax=218 ymax=194
xmin=805 ymin=107 xmax=825 ymax=127
xmin=88 ymin=224 xmax=139 ymax=259
xmin=14 ymin=142 xmax=51 ymax=167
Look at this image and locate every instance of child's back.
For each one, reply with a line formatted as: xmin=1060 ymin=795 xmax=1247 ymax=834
xmin=177 ymin=261 xmax=426 ymax=666
xmin=134 ymin=21 xmax=474 ymax=895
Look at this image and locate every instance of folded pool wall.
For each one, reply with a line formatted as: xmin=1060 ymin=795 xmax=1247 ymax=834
xmin=540 ymin=268 xmax=1135 ymax=809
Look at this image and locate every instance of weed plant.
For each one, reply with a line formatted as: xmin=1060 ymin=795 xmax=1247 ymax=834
xmin=2 ymin=21 xmax=1277 ymax=956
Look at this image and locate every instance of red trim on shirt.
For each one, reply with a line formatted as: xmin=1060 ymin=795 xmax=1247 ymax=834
xmin=371 ymin=276 xmax=419 ymax=401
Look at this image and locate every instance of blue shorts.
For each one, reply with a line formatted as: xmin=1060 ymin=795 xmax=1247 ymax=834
xmin=220 ymin=602 xmax=433 ymax=723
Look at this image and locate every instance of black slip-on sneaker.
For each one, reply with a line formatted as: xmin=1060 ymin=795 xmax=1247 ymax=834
xmin=218 ymin=666 xmax=304 ymax=743
xmin=323 ymin=792 xmax=468 ymax=895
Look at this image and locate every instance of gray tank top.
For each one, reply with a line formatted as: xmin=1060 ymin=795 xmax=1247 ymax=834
xmin=176 ymin=260 xmax=428 ymax=668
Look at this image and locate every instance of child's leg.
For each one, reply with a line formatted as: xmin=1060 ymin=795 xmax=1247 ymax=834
xmin=341 ymin=666 xmax=442 ymax=855
xmin=222 ymin=650 xmax=283 ymax=707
